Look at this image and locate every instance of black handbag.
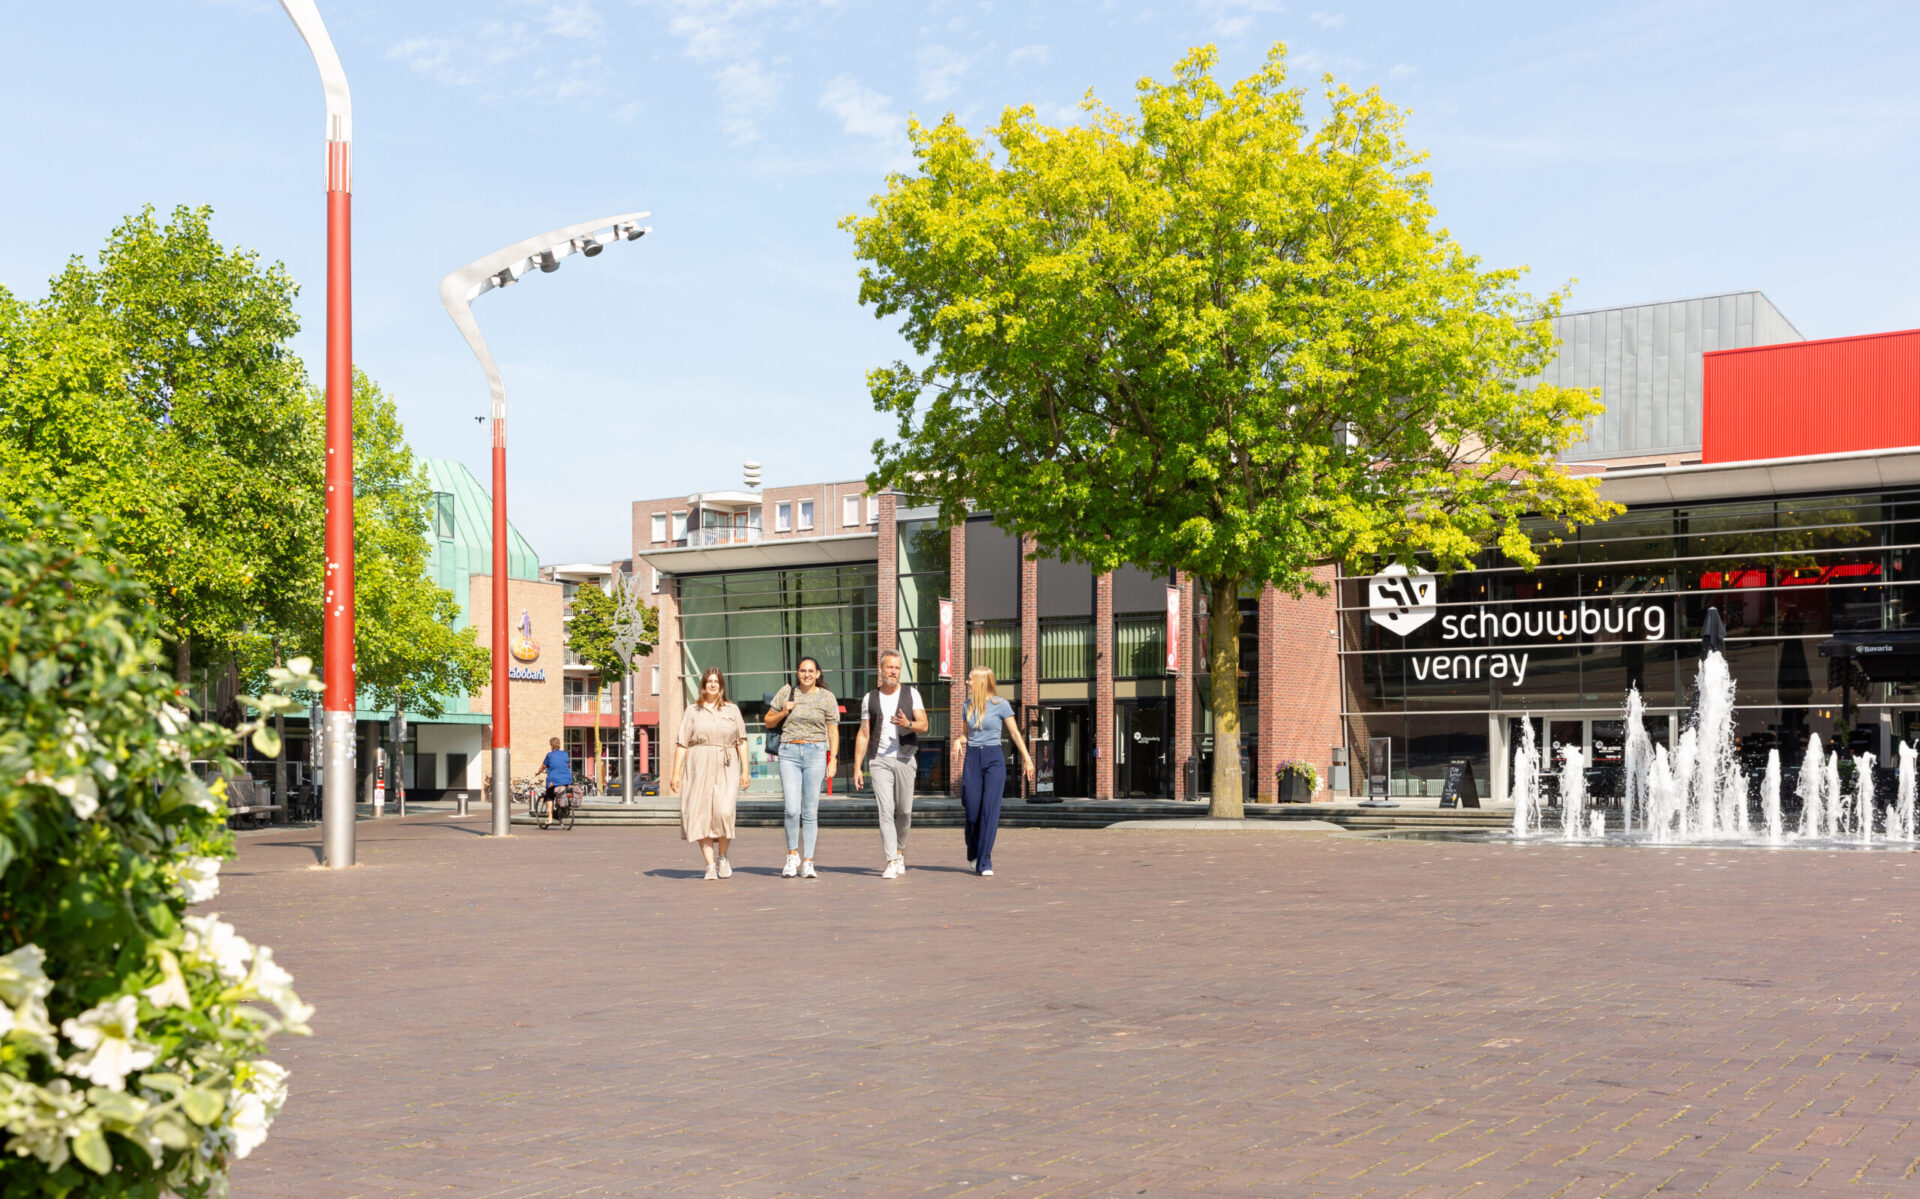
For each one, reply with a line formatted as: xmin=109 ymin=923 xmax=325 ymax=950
xmin=764 ymin=686 xmax=787 ymax=757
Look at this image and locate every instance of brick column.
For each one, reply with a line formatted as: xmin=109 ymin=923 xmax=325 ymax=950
xmin=1172 ymin=572 xmax=1196 ymax=801
xmin=947 ymin=522 xmax=967 ymax=795
xmin=877 ymin=492 xmax=898 ymax=658
xmin=1019 ymin=535 xmax=1039 ymax=801
xmin=656 ymin=577 xmax=682 ymax=796
xmin=1260 ymin=565 xmax=1343 ymax=801
xmin=1094 ymin=570 xmax=1114 ymax=799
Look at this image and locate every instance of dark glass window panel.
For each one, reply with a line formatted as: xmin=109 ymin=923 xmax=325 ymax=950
xmin=965 ymin=519 xmax=1022 ymax=620
xmin=897 ymin=520 xmax=951 ymax=576
xmin=1488 ymin=565 xmax=1582 ymax=602
xmin=1113 ymin=564 xmax=1173 ymax=613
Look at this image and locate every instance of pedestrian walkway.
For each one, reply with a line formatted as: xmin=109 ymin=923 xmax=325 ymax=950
xmin=231 ymin=816 xmax=1920 ymax=1197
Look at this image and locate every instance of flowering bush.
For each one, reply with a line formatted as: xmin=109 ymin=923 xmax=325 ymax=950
xmin=0 ymin=508 xmax=311 ymax=1195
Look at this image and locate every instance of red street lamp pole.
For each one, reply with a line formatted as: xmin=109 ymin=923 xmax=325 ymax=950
xmin=280 ymin=0 xmax=356 ymax=868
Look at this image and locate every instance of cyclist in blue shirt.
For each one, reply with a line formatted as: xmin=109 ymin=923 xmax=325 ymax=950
xmin=534 ymin=737 xmax=573 ymax=811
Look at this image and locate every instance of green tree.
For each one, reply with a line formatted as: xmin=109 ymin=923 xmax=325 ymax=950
xmin=0 ymin=205 xmax=322 ymax=685
xmin=842 ymin=45 xmax=1615 ymax=815
xmin=564 ymin=578 xmax=659 ymax=784
xmin=293 ymin=370 xmax=489 ymax=719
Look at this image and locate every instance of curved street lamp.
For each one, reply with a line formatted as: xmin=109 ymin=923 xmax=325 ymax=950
xmin=278 ymin=0 xmax=357 ymax=869
xmin=439 ymin=213 xmax=651 ymax=836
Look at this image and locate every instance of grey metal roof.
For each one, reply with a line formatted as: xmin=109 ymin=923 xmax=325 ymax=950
xmin=1541 ymin=291 xmax=1802 ymax=462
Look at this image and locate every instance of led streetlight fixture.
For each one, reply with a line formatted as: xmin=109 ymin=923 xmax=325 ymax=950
xmin=439 ymin=211 xmax=651 ymax=836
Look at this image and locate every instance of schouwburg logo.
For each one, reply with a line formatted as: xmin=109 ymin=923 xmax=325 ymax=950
xmin=1368 ymin=563 xmax=1437 ymax=636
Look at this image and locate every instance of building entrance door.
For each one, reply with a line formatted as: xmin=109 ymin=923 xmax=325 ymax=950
xmin=1040 ymin=706 xmax=1090 ymax=798
xmin=1499 ymin=714 xmax=1671 ymax=805
xmin=1116 ymin=700 xmax=1171 ymax=797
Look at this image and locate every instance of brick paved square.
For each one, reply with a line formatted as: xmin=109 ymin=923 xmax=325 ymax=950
xmin=228 ymin=818 xmax=1920 ymax=1197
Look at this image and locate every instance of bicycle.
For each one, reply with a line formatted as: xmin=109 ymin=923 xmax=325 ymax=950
xmin=535 ymin=783 xmax=578 ymax=831
xmin=577 ymin=776 xmax=600 ymax=799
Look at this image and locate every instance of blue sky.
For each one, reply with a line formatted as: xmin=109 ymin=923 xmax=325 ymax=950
xmin=4 ymin=1 xmax=1917 ymax=562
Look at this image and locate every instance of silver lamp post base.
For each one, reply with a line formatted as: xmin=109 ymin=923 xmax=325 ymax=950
xmin=490 ymin=746 xmax=512 ymax=836
xmin=321 ymin=709 xmax=356 ymax=867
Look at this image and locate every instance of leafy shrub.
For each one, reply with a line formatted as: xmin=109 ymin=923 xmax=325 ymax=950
xmin=0 ymin=508 xmax=310 ymax=1196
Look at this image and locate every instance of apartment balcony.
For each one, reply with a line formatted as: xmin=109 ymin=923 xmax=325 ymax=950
xmin=675 ymin=527 xmax=763 ymax=548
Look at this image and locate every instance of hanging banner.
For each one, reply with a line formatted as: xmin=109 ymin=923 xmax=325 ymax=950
xmin=938 ymin=598 xmax=954 ymax=679
xmin=1166 ymin=586 xmax=1181 ymax=674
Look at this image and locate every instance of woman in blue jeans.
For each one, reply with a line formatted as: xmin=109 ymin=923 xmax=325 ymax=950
xmin=765 ymin=657 xmax=839 ymax=879
xmin=960 ymin=666 xmax=1036 ymax=877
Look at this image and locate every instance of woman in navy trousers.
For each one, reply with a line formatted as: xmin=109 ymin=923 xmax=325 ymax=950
xmin=959 ymin=666 xmax=1035 ymax=876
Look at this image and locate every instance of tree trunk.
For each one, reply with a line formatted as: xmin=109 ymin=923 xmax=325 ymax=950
xmin=591 ymin=677 xmax=603 ymax=792
xmin=1206 ymin=575 xmax=1245 ymax=819
xmin=174 ymin=636 xmax=191 ymax=701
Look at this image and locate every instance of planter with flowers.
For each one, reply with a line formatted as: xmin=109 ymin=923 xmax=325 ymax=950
xmin=1277 ymin=759 xmax=1320 ymax=803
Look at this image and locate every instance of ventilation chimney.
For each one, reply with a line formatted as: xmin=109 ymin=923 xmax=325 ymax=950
xmin=743 ymin=460 xmax=762 ymax=491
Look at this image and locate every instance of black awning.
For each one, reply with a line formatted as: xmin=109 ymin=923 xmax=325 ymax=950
xmin=1818 ymin=630 xmax=1920 ymax=683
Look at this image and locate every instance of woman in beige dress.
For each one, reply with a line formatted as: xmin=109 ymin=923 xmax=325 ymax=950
xmin=669 ymin=667 xmax=750 ymax=880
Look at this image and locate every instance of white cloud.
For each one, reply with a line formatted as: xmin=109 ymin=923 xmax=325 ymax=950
xmin=1198 ymin=0 xmax=1284 ymax=37
xmin=717 ymin=59 xmax=783 ymax=145
xmin=388 ymin=3 xmax=625 ymax=105
xmin=1007 ymin=43 xmax=1051 ymax=68
xmin=642 ymin=0 xmax=796 ymax=145
xmin=1308 ymin=10 xmax=1344 ymax=28
xmin=820 ymin=73 xmax=902 ymax=141
xmin=1388 ymin=62 xmax=1417 ymax=80
xmin=916 ymin=44 xmax=973 ymax=103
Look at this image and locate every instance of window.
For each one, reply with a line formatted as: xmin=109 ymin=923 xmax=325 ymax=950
xmin=1040 ymin=620 xmax=1094 ymax=680
xmin=868 ymin=494 xmax=879 ymax=524
xmin=798 ymin=499 xmax=814 ymax=530
xmin=433 ymin=493 xmax=455 ymax=540
xmin=651 ymin=513 xmax=667 ymax=543
xmin=844 ymin=495 xmax=861 ymax=527
xmin=1115 ymin=615 xmax=1168 ymax=678
xmin=650 ymin=665 xmax=660 ymax=695
xmin=651 ymin=567 xmax=662 ymax=594
xmin=670 ymin=510 xmax=687 ymax=541
xmin=968 ymin=621 xmax=1020 ymax=683
xmin=776 ymin=502 xmax=792 ymax=532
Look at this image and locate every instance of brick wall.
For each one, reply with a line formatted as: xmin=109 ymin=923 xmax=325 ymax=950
xmin=946 ymin=522 xmax=967 ymax=794
xmin=467 ymin=574 xmax=566 ymax=783
xmin=1173 ymin=573 xmax=1196 ymax=800
xmin=1256 ymin=567 xmax=1343 ymax=801
xmin=1094 ymin=572 xmax=1114 ymax=799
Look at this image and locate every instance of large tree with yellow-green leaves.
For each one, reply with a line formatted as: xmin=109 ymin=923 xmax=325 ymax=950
xmin=843 ymin=45 xmax=1616 ymax=816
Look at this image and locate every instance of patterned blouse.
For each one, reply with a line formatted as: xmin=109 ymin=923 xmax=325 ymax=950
xmin=771 ymin=685 xmax=839 ymax=744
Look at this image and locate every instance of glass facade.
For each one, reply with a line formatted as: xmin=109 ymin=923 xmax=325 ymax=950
xmin=1341 ymin=489 xmax=1920 ymax=798
xmin=679 ymin=564 xmax=879 ymax=787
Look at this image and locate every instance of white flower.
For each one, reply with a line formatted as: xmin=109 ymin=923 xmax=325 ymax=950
xmin=157 ymin=704 xmax=188 ymax=736
xmin=245 ymin=947 xmax=313 ymax=1031
xmin=226 ymin=1059 xmax=289 ymax=1159
xmin=22 ymin=771 xmax=100 ymax=820
xmin=141 ymin=950 xmax=191 ymax=1010
xmin=0 ymin=946 xmax=57 ymax=1059
xmin=61 ymin=996 xmax=159 ymax=1091
xmin=174 ymin=857 xmax=222 ymax=904
xmin=0 ymin=1077 xmax=90 ymax=1169
xmin=62 ymin=711 xmax=101 ymax=758
xmin=181 ymin=914 xmax=253 ymax=983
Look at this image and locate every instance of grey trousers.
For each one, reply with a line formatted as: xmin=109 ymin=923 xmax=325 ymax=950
xmin=870 ymin=756 xmax=916 ymax=859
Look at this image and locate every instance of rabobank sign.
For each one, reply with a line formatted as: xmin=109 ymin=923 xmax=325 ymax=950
xmin=1369 ymin=566 xmax=1668 ymax=686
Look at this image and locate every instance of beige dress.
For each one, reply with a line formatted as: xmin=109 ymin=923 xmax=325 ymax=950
xmin=678 ymin=702 xmax=745 ymax=841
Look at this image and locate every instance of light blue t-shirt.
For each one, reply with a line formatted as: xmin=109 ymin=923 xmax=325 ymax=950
xmin=964 ymin=697 xmax=1016 ymax=748
xmin=541 ymin=749 xmax=573 ymax=785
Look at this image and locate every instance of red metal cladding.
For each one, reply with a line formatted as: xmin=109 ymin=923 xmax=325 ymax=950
xmin=1703 ymin=328 xmax=1920 ymax=463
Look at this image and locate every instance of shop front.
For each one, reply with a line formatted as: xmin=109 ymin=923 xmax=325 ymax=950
xmin=1341 ymin=477 xmax=1920 ymax=803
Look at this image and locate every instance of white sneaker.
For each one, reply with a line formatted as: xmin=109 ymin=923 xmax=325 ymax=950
xmin=703 ymin=864 xmax=719 ymax=881
xmin=881 ymin=858 xmax=901 ymax=879
xmin=801 ymin=859 xmax=818 ymax=880
xmin=717 ymin=857 xmax=732 ymax=879
xmin=966 ymin=859 xmax=976 ymax=872
xmin=781 ymin=853 xmax=800 ymax=878
xmin=980 ymin=867 xmax=994 ymax=877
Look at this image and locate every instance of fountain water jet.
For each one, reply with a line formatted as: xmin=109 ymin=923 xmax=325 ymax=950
xmin=1854 ymin=752 xmax=1876 ymax=843
xmin=1559 ymin=745 xmax=1587 ymax=840
xmin=1761 ymin=749 xmax=1782 ymax=842
xmin=1623 ymin=686 xmax=1651 ymax=833
xmin=1797 ymin=736 xmax=1826 ymax=838
xmin=1511 ymin=718 xmax=1542 ymax=838
xmin=1897 ymin=742 xmax=1917 ymax=842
